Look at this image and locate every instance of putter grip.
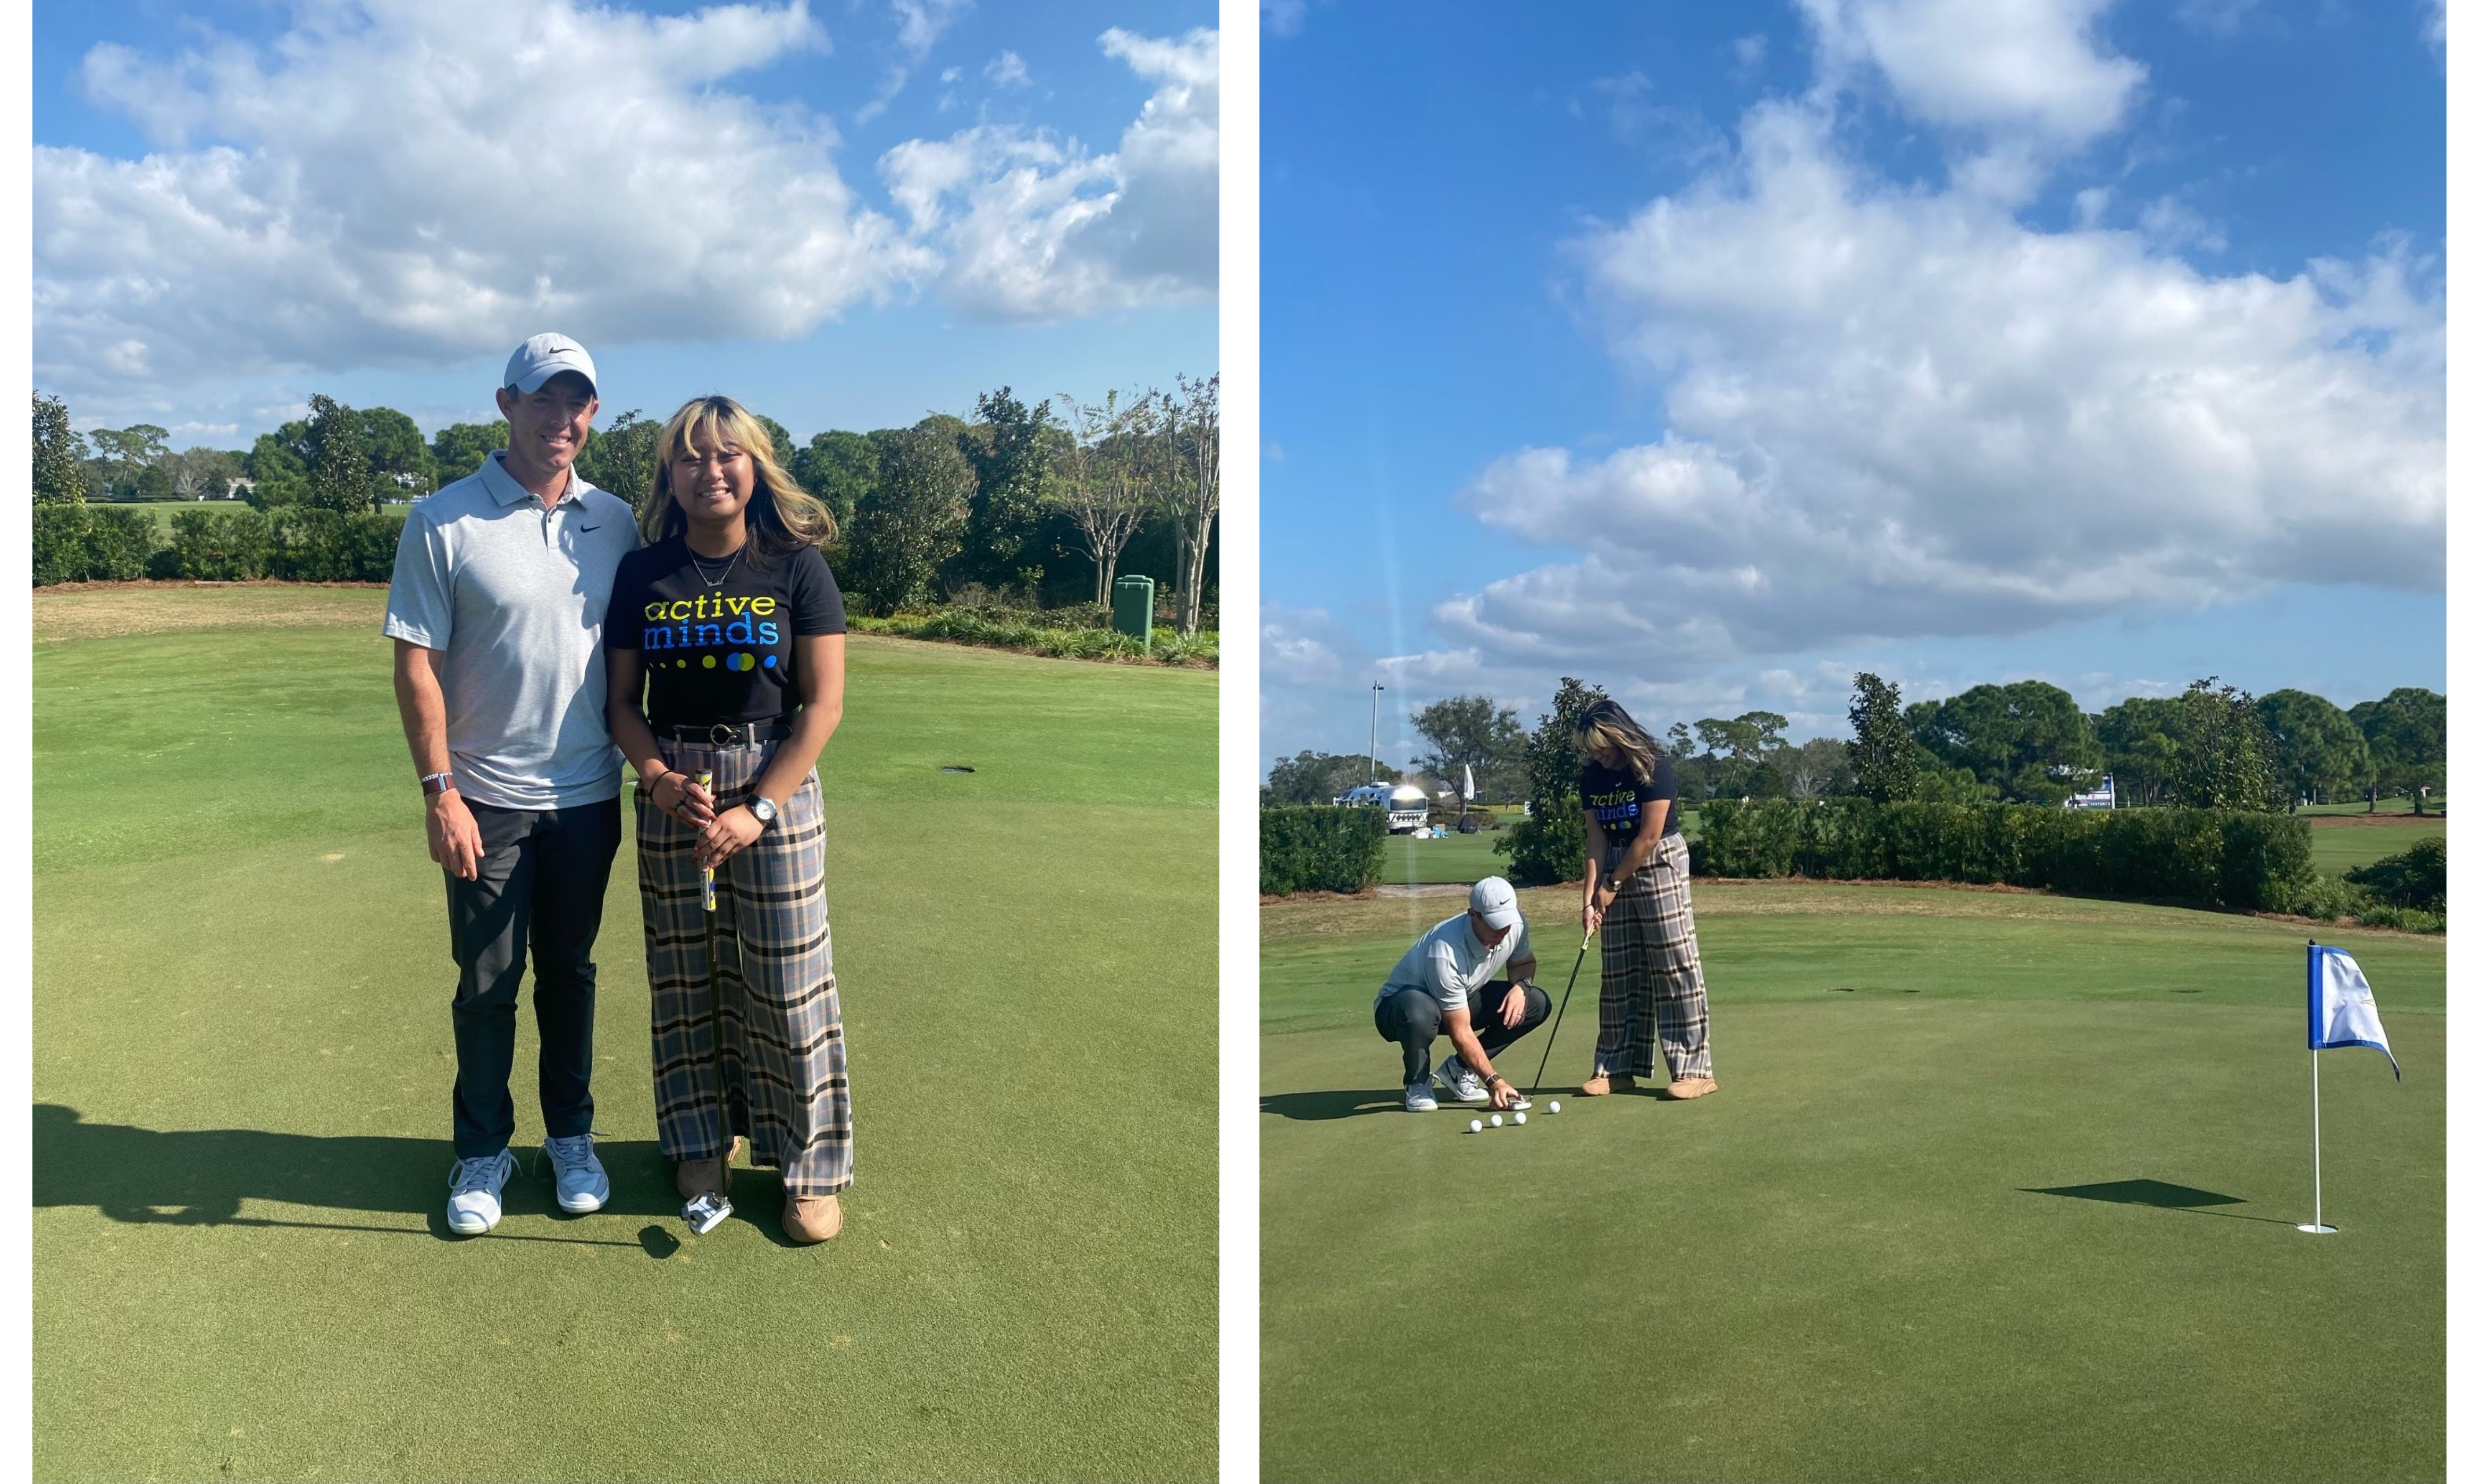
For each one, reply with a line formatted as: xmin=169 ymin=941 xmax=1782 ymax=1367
xmin=697 ymin=770 xmax=716 ymax=912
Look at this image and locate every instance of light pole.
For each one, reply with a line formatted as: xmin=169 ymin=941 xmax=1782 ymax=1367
xmin=1368 ymin=682 xmax=1385 ymax=786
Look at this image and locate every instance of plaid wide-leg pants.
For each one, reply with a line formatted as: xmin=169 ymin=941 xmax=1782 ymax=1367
xmin=637 ymin=737 xmax=852 ymax=1197
xmin=1593 ymin=831 xmax=1714 ymax=1083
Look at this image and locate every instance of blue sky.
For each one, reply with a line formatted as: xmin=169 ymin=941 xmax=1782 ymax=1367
xmin=34 ymin=0 xmax=1217 ymax=446
xmin=1260 ymin=0 xmax=2443 ymax=775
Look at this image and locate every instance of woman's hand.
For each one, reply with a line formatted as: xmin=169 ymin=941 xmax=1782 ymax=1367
xmin=650 ymin=770 xmax=717 ymax=828
xmin=696 ymin=805 xmax=763 ymax=870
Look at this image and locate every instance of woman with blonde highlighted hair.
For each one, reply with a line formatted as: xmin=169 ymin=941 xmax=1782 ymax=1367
xmin=1574 ymin=697 xmax=1717 ymax=1101
xmin=604 ymin=395 xmax=855 ymax=1243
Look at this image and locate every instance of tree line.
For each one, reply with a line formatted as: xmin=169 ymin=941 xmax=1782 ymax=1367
xmin=33 ymin=381 xmax=1220 ymax=630
xmin=1266 ymin=673 xmax=2445 ymax=819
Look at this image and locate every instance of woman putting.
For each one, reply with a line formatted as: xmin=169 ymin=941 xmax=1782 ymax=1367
xmin=1575 ymin=698 xmax=1717 ymax=1100
xmin=605 ymin=395 xmax=853 ymax=1243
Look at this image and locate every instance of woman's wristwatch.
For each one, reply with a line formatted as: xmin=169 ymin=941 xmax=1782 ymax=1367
xmin=748 ymin=796 xmax=778 ymax=830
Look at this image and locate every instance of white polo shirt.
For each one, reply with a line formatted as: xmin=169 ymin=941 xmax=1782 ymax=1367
xmin=383 ymin=451 xmax=640 ymax=810
xmin=1375 ymin=910 xmax=1534 ymax=1016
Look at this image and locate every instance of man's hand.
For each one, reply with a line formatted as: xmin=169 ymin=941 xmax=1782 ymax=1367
xmin=427 ymin=790 xmax=483 ymax=881
xmin=1500 ymin=983 xmax=1530 ymax=1031
xmin=1490 ymin=1075 xmax=1525 ymax=1110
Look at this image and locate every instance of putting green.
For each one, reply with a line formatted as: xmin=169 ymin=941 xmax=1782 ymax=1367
xmin=1261 ymin=883 xmax=2442 ymax=1482
xmin=35 ymin=588 xmax=1216 ymax=1483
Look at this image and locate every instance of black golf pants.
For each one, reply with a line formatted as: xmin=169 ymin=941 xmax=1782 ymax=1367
xmin=1374 ymin=980 xmax=1552 ymax=1087
xmin=444 ymin=797 xmax=621 ymax=1159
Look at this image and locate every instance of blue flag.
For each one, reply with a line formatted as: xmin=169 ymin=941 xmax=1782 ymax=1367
xmin=2308 ymin=943 xmax=2400 ymax=1080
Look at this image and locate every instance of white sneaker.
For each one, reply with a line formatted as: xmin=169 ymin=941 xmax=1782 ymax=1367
xmin=1437 ymin=1055 xmax=1489 ymax=1104
xmin=446 ymin=1149 xmax=517 ymax=1235
xmin=542 ymin=1132 xmax=610 ymax=1214
xmin=1403 ymin=1082 xmax=1439 ymax=1112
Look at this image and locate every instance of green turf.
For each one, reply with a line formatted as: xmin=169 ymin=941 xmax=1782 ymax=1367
xmin=2307 ymin=818 xmax=2446 ymax=878
xmin=1261 ymin=884 xmax=2443 ymax=1482
xmin=2298 ymin=797 xmax=2444 ymax=817
xmin=35 ymin=589 xmax=1216 ymax=1482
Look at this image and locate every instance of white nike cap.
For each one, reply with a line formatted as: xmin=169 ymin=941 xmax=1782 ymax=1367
xmin=503 ymin=332 xmax=598 ymax=396
xmin=1469 ymin=876 xmax=1521 ymax=930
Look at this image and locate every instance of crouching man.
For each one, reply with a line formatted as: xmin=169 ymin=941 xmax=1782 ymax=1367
xmin=1374 ymin=876 xmax=1550 ymax=1113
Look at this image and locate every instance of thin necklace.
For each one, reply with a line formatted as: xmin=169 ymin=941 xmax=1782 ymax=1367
xmin=687 ymin=540 xmax=742 ymax=589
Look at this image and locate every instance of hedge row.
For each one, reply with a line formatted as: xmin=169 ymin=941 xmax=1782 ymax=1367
xmin=1261 ymin=806 xmax=1387 ymax=896
xmin=34 ymin=504 xmax=403 ymax=586
xmin=846 ymin=610 xmax=1219 ymax=667
xmin=1693 ymin=797 xmax=2312 ymax=911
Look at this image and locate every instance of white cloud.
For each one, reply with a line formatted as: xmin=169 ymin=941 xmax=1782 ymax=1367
xmin=984 ymin=49 xmax=1028 ymax=87
xmin=880 ymin=28 xmax=1216 ymax=321
xmin=37 ymin=0 xmax=935 ymax=397
xmin=1798 ymin=0 xmax=2144 ymax=197
xmin=1262 ymin=0 xmax=1307 ymax=38
xmin=35 ymin=3 xmax=1214 ymax=399
xmin=891 ymin=0 xmax=970 ymax=57
xmin=1431 ymin=101 xmax=2440 ymax=674
xmin=2425 ymin=0 xmax=2445 ymax=54
xmin=2137 ymin=194 xmax=2226 ymax=254
xmin=2173 ymin=0 xmax=2265 ymax=35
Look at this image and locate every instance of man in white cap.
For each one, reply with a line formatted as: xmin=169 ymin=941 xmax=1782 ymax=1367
xmin=1373 ymin=876 xmax=1550 ymax=1113
xmin=385 ymin=333 xmax=641 ymax=1235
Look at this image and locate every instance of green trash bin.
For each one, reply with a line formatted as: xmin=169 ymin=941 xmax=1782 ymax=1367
xmin=1112 ymin=575 xmax=1155 ymax=653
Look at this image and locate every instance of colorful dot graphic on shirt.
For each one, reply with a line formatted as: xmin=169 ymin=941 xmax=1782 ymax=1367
xmin=763 ymin=655 xmax=778 ymax=669
xmin=728 ymin=652 xmax=756 ymax=672
xmin=702 ymin=655 xmax=717 ymax=668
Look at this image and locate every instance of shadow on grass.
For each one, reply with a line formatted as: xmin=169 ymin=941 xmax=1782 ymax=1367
xmin=1259 ymin=1090 xmax=1407 ymax=1122
xmin=33 ymin=1103 xmax=685 ymax=1246
xmin=2025 ymin=1178 xmax=2298 ymax=1226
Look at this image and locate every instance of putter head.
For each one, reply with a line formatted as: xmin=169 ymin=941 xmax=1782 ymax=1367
xmin=682 ymin=1192 xmax=732 ymax=1235
xmin=1507 ymin=1096 xmax=1532 ymax=1111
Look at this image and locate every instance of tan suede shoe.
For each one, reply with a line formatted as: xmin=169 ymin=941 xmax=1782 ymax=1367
xmin=1658 ymin=1077 xmax=1718 ymax=1100
xmin=783 ymin=1193 xmax=843 ymax=1244
xmin=1578 ymin=1073 xmax=1637 ymax=1097
xmin=674 ymin=1136 xmax=743 ymax=1200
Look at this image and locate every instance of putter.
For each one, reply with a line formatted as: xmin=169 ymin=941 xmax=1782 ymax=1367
xmin=680 ymin=765 xmax=734 ymax=1235
xmin=1529 ymin=929 xmax=1595 ymax=1096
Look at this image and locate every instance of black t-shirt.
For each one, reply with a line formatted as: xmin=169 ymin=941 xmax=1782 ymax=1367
xmin=605 ymin=537 xmax=847 ymax=729
xmin=1580 ymin=755 xmax=1683 ymax=842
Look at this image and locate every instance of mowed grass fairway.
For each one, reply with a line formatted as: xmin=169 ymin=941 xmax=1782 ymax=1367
xmin=35 ymin=587 xmax=1215 ymax=1482
xmin=1261 ymin=884 xmax=2443 ymax=1483
xmin=2306 ymin=815 xmax=2446 ymax=876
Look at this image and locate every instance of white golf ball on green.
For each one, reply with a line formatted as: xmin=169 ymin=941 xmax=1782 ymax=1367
xmin=1489 ymin=1114 xmax=1502 ymax=1128
xmin=1468 ymin=1119 xmax=1482 ymax=1133
xmin=1513 ymin=1111 xmax=1527 ymax=1126
xmin=1549 ymin=1100 xmax=1562 ymax=1114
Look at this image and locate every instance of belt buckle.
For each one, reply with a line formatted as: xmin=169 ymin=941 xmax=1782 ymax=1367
xmin=708 ymin=723 xmax=736 ymax=747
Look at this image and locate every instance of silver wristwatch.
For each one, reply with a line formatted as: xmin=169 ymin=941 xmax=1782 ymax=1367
xmin=748 ymin=796 xmax=779 ymax=829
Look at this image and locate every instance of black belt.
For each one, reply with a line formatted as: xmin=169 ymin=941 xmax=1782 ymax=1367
xmin=663 ymin=720 xmax=793 ymax=746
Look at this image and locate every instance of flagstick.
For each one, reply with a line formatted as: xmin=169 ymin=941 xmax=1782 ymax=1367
xmin=2299 ymin=1011 xmax=2336 ymax=1234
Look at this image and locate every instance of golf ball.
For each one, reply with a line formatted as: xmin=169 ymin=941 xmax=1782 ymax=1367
xmin=1489 ymin=1114 xmax=1503 ymax=1128
xmin=1549 ymin=1100 xmax=1562 ymax=1114
xmin=1469 ymin=1119 xmax=1483 ymax=1133
xmin=1513 ymin=1111 xmax=1527 ymax=1126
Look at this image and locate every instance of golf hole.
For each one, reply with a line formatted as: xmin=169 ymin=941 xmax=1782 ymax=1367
xmin=938 ymin=765 xmax=975 ymax=774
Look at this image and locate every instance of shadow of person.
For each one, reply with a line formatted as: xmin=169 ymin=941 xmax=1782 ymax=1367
xmin=33 ymin=1103 xmax=680 ymax=1229
xmin=1258 ymin=1090 xmax=1406 ymax=1122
